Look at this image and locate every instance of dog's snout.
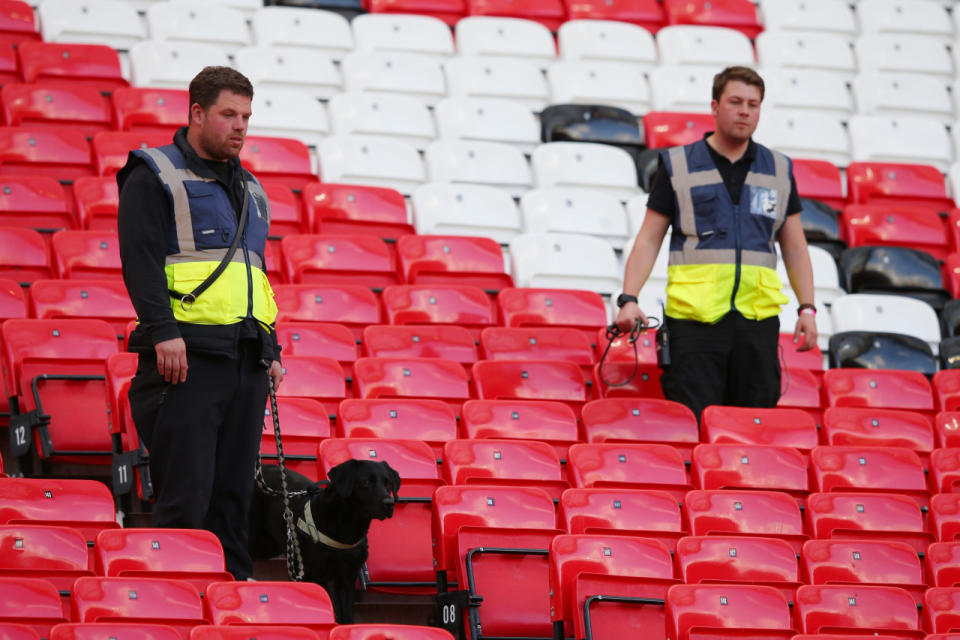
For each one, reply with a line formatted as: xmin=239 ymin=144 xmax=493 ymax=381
xmin=383 ymin=496 xmax=395 ymax=506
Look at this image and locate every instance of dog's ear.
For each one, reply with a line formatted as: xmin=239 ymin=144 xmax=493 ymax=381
xmin=328 ymin=459 xmax=360 ymax=498
xmin=384 ymin=462 xmax=401 ymax=500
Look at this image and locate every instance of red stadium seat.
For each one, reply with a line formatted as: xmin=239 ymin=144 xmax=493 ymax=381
xmin=0 ymin=524 xmax=93 ymax=614
xmin=801 ymin=539 xmax=926 ymax=605
xmin=0 ymin=127 xmax=93 ymax=182
xmin=336 ymin=398 xmax=457 ymax=458
xmin=666 ymin=584 xmax=795 ymax=640
xmin=841 ymin=203 xmax=949 ymax=259
xmin=204 ymin=581 xmax=336 ymax=635
xmin=72 ymin=176 xmax=118 ymax=231
xmin=795 ymin=584 xmax=922 ymax=639
xmin=684 ymin=489 xmax=807 ymax=553
xmin=935 ymin=370 xmax=960 ymax=412
xmin=50 ymin=624 xmax=182 ymax=640
xmin=0 ymin=577 xmax=67 ymax=638
xmin=105 ymin=352 xmax=151 ymax=501
xmin=95 ymin=528 xmax=232 ymax=597
xmin=466 ymin=0 xmax=565 ymax=31
xmin=580 ymin=397 xmax=699 ymax=465
xmin=2 ymin=319 xmax=118 ymax=465
xmin=0 ymin=176 xmax=71 ymax=232
xmin=273 ymin=284 xmax=381 ymax=339
xmin=319 ymin=438 xmax=443 ymax=593
xmin=50 ymin=229 xmax=121 ymax=279
xmin=0 ymin=1 xmax=38 ymax=46
xmin=691 ymin=443 xmax=810 ymax=504
xmin=367 ymin=0 xmax=466 ymax=26
xmin=932 ymin=493 xmax=960 ymax=542
xmin=926 ymin=541 xmax=960 ymax=587
xmin=262 ymin=181 xmax=307 ymax=239
xmin=663 ymin=0 xmax=762 ymax=38
xmin=71 ymin=576 xmax=206 ymax=636
xmin=776 ymin=367 xmax=823 ymax=425
xmin=562 ymin=0 xmax=664 ymax=31
xmin=567 ymin=442 xmax=692 ymax=501
xmin=558 ymin=487 xmax=687 ymax=552
xmin=0 ymin=41 xmax=19 ymax=86
xmin=473 ymin=359 xmax=589 ymax=416
xmin=281 ymin=234 xmax=398 ymax=288
xmin=592 ymin=360 xmax=665 ymax=400
xmin=461 ymin=398 xmax=580 ymax=461
xmin=383 ymin=284 xmax=496 ymax=337
xmin=497 ymin=287 xmax=608 ymax=349
xmin=396 ymin=234 xmax=513 ymax=291
xmin=847 ymin=162 xmax=954 ymax=213
xmin=189 ymin=626 xmax=319 ymax=640
xmin=91 ymin=131 xmax=170 ymax=177
xmin=362 ymin=324 xmax=477 ymax=370
xmin=259 ymin=397 xmax=331 ymax=478
xmin=275 ymin=321 xmax=358 ymax=382
xmin=111 ymin=87 xmax=188 ymax=135
xmin=0 ymin=278 xmax=23 ymax=422
xmin=17 ymin=42 xmax=127 ymax=91
xmin=642 ymin=112 xmax=714 ymax=149
xmin=923 ymin=587 xmax=960 ymax=634
xmin=353 ymin=356 xmax=470 ymax=412
xmin=239 ymin=135 xmax=316 ymax=192
xmin=805 ymin=491 xmax=933 ymax=554
xmin=932 ymin=448 xmax=960 ymax=494
xmin=822 ymin=407 xmax=935 ymax=463
xmin=1 ymin=84 xmax=111 ymax=139
xmin=0 ymin=226 xmax=51 ymax=284
xmin=29 ymin=279 xmax=135 ymax=340
xmin=823 ymin=369 xmax=934 ymax=412
xmin=675 ymin=535 xmax=800 ymax=603
xmin=274 ymin=355 xmax=346 ymax=417
xmin=303 ymin=183 xmax=414 ymax=240
xmin=549 ymin=534 xmax=678 ymax=640
xmin=936 ymin=411 xmax=960 ymax=448
xmin=700 ymin=405 xmax=819 ymax=455
xmin=442 ymin=438 xmax=569 ymax=500
xmin=330 ymin=625 xmax=452 ymax=640
xmin=482 ymin=327 xmax=594 ymax=382
xmin=793 ymin=158 xmax=845 ymax=210
xmin=810 ymin=445 xmax=930 ymax=509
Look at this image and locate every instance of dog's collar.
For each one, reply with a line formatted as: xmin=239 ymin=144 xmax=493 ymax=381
xmin=296 ymin=500 xmax=364 ymax=550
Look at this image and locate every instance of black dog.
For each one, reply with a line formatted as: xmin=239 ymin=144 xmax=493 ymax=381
xmin=248 ymin=459 xmax=400 ymax=623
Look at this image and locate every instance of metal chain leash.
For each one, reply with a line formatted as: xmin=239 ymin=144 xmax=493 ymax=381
xmin=254 ymin=370 xmax=307 ymax=582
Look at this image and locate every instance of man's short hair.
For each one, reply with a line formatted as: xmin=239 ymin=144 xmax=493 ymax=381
xmin=188 ymin=66 xmax=254 ymax=113
xmin=712 ymin=66 xmax=765 ymax=102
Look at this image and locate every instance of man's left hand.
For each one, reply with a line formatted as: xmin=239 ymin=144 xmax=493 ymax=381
xmin=269 ymin=360 xmax=284 ymax=392
xmin=794 ymin=313 xmax=818 ymax=352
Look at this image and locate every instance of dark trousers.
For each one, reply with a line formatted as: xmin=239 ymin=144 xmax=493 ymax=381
xmin=128 ymin=341 xmax=267 ymax=580
xmin=660 ymin=311 xmax=782 ymax=422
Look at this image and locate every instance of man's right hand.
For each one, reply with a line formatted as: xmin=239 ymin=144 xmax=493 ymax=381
xmin=155 ymin=337 xmax=188 ymax=384
xmin=615 ymin=302 xmax=649 ymax=333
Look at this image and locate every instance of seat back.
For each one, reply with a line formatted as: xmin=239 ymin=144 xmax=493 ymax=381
xmin=700 ymin=406 xmax=819 ymax=454
xmin=684 ymin=489 xmax=807 ymax=553
xmin=303 ymin=182 xmax=412 ymax=239
xmin=111 ymin=87 xmax=188 ymax=135
xmin=273 ymin=284 xmax=380 ymax=339
xmin=666 ymin=583 xmax=795 ymax=640
xmin=336 ymin=398 xmax=457 ymax=456
xmin=805 ymin=491 xmax=933 ymax=554
xmin=558 ymin=487 xmax=686 ymax=552
xmin=795 ymin=584 xmax=922 ymax=638
xmin=17 ymin=41 xmax=126 ymax=90
xmin=0 ymin=577 xmax=67 ymax=637
xmin=71 ymin=576 xmax=206 ymax=634
xmin=810 ymin=445 xmax=929 ymax=508
xmin=442 ymin=438 xmax=568 ymax=499
xmin=396 ymin=234 xmax=512 ymax=290
xmin=280 ymin=234 xmax=397 ymax=288
xmin=675 ymin=535 xmax=800 ymax=602
xmin=362 ymin=324 xmax=477 ymax=369
xmin=203 ymin=581 xmax=336 ymax=634
xmin=381 ymin=284 xmax=496 ymax=336
xmin=691 ymin=443 xmax=809 ymax=502
xmin=579 ymin=398 xmax=699 ymax=463
xmin=50 ymin=230 xmax=122 ymax=280
xmin=801 ymin=539 xmax=925 ymax=603
xmin=460 ymin=398 xmax=580 ymax=461
xmin=567 ymin=442 xmax=691 ymax=500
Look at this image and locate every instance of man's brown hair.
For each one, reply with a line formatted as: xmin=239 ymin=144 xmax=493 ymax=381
xmin=712 ymin=66 xmax=765 ymax=102
xmin=188 ymin=66 xmax=254 ymax=114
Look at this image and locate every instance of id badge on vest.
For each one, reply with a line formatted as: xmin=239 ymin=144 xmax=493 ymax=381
xmin=749 ymin=186 xmax=778 ymax=220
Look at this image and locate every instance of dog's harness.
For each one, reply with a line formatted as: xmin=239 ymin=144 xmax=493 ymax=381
xmin=296 ymin=501 xmax=366 ymax=550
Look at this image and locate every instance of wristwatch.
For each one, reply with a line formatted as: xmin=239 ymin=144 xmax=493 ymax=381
xmin=616 ymin=293 xmax=639 ymax=308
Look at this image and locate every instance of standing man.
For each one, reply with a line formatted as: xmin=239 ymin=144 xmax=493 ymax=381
xmin=616 ymin=66 xmax=817 ymax=421
xmin=118 ymin=66 xmax=283 ymax=581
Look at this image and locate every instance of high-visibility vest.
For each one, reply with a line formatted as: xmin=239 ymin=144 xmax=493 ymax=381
xmin=661 ymin=139 xmax=791 ymax=323
xmin=132 ymin=144 xmax=278 ymax=327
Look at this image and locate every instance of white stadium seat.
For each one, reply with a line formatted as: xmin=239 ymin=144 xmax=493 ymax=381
xmin=248 ymin=89 xmax=330 ymax=148
xmin=412 ymin=183 xmax=523 ymax=244
xmin=758 ymin=0 xmax=857 ymax=39
xmin=656 ymin=25 xmax=754 ymax=68
xmin=509 ymin=232 xmax=621 ymax=294
xmin=754 ymin=110 xmax=851 ymax=167
xmin=328 ymin=92 xmax=436 ymax=150
xmin=852 ymin=72 xmax=954 ymax=124
xmin=520 ymin=188 xmax=629 ymax=249
xmin=444 ymin=56 xmax=549 ymax=112
xmin=547 ymin=61 xmax=651 ymax=115
xmin=776 ymin=244 xmax=844 ymax=307
xmin=557 ymin=19 xmax=657 ymax=72
xmin=854 ymin=34 xmax=953 ymax=80
xmin=625 ymin=193 xmax=650 ymax=239
xmin=235 ymin=46 xmax=342 ymax=100
xmin=780 ymin=290 xmax=833 ymax=352
xmin=146 ymin=3 xmax=251 ymax=56
xmin=830 ymin=293 xmax=942 ymax=355
xmin=169 ymin=0 xmax=261 ymax=19
xmin=129 ymin=40 xmax=231 ymax=89
xmin=39 ymin=0 xmax=145 ymax=49
xmin=434 ymin=97 xmax=540 ymax=155
xmin=755 ymin=31 xmax=857 ymax=80
xmin=251 ymin=7 xmax=354 ymax=60
xmin=341 ymin=51 xmax=446 ymax=107
xmin=351 ymin=13 xmax=454 ymax=61
xmin=649 ymin=65 xmax=715 ymax=113
xmin=425 ymin=139 xmax=533 ymax=198
xmin=454 ymin=16 xmax=557 ymax=68
xmin=531 ymin=142 xmax=642 ymax=202
xmin=857 ymin=0 xmax=953 ymax=42
xmin=848 ymin=115 xmax=953 ymax=172
xmin=318 ymin=135 xmax=426 ymax=195
xmin=763 ymin=68 xmax=854 ymax=120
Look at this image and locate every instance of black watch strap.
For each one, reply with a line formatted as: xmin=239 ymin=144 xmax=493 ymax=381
xmin=616 ymin=293 xmax=639 ymax=308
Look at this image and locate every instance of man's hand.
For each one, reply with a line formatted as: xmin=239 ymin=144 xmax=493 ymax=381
xmin=615 ymin=302 xmax=649 ymax=333
xmin=155 ymin=337 xmax=188 ymax=383
xmin=269 ymin=360 xmax=284 ymax=392
xmin=794 ymin=313 xmax=818 ymax=352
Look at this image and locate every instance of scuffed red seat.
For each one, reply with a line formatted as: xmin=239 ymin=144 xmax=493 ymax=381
xmin=925 ymin=541 xmax=960 ymax=588
xmin=336 ymin=398 xmax=457 ymax=458
xmin=801 ymin=539 xmax=925 ymax=605
xmin=700 ymin=406 xmax=819 ymax=456
xmin=847 ymin=161 xmax=954 ymax=213
xmin=841 ymin=203 xmax=949 ymax=260
xmin=29 ymin=279 xmax=135 ymax=340
xmin=642 ymin=112 xmax=713 ymax=148
xmin=383 ymin=284 xmax=496 ymax=337
xmin=72 ymin=176 xmax=118 ymax=231
xmin=303 ymin=183 xmax=414 ymax=240
xmin=931 ymin=448 xmax=960 ymax=494
xmin=111 ymin=87 xmax=188 ymax=135
xmin=280 ymin=234 xmax=398 ymax=288
xmin=273 ymin=355 xmax=346 ymax=418
xmin=666 ymin=584 xmax=795 ymax=640
xmin=795 ymin=584 xmax=922 ymax=639
xmin=0 ymin=127 xmax=93 ymax=182
xmin=240 ymin=135 xmax=316 ymax=192
xmin=442 ymin=438 xmax=569 ymax=500
xmin=0 ymin=176 xmax=71 ymax=232
xmin=91 ymin=131 xmax=170 ymax=177
xmin=396 ymin=234 xmax=513 ymax=291
xmin=461 ymin=398 xmax=580 ymax=461
xmin=805 ymin=491 xmax=933 ymax=554
xmin=923 ymin=587 xmax=960 ymax=635
xmin=691 ymin=443 xmax=809 ymax=504
xmin=810 ymin=445 xmax=930 ymax=509
xmin=580 ymin=397 xmax=699 ymax=466
xmin=50 ymin=229 xmax=121 ymax=280
xmin=17 ymin=41 xmax=127 ymax=91
xmin=497 ymin=287 xmax=608 ymax=349
xmin=0 ymin=577 xmax=67 ymax=638
xmin=0 ymin=1 xmax=39 ymax=46
xmin=822 ymin=407 xmax=934 ymax=464
xmin=473 ymin=359 xmax=589 ymax=416
xmin=273 ymin=284 xmax=381 ymax=340
xmin=683 ymin=489 xmax=807 ymax=553
xmin=259 ymin=397 xmax=331 ymax=479
xmin=1 ymin=83 xmax=112 ymax=139
xmin=567 ymin=442 xmax=692 ymax=502
xmin=353 ymin=356 xmax=470 ymax=414
xmin=71 ymin=576 xmax=206 ymax=637
xmin=793 ymin=158 xmax=845 ymax=210
xmin=204 ymin=581 xmax=336 ymax=636
xmin=362 ymin=324 xmax=477 ymax=372
xmin=932 ymin=493 xmax=960 ymax=541
xmin=0 ymin=226 xmax=52 ymax=284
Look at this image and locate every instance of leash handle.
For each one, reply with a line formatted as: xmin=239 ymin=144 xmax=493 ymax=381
xmin=597 ymin=315 xmax=661 ymax=389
